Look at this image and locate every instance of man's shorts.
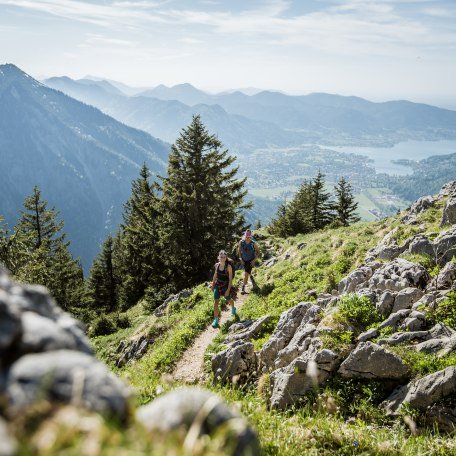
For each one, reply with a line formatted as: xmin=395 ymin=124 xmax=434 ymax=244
xmin=213 ymin=281 xmax=237 ymax=300
xmin=243 ymin=259 xmax=254 ymax=274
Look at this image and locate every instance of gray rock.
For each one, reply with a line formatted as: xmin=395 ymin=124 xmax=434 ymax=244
xmin=383 ymin=366 xmax=456 ymax=415
xmin=441 ymin=197 xmax=456 ymax=226
xmin=368 ymin=259 xmax=430 ymax=292
xmin=116 ymin=335 xmax=150 ymax=367
xmin=264 ymin=258 xmax=278 ymax=268
xmin=0 ymin=416 xmax=16 ymax=456
xmin=378 ymin=308 xmax=411 ymax=330
xmin=228 ymin=321 xmax=254 ymax=333
xmin=6 ymin=350 xmax=131 ymax=420
xmin=408 ymin=234 xmax=434 ymax=258
xmin=338 ymin=342 xmax=410 ymax=379
xmin=338 ymin=266 xmax=373 ymax=294
xmin=0 ymin=290 xmax=22 ymax=354
xmin=212 ymin=342 xmax=256 ymax=383
xmin=416 ymin=334 xmax=456 ymax=356
xmin=270 ymin=349 xmax=341 ymax=410
xmin=56 ymin=314 xmax=92 ymax=354
xmin=18 ymin=311 xmax=84 ymax=355
xmin=438 ymin=181 xmax=456 ymax=198
xmin=357 ymin=328 xmax=379 ymax=343
xmin=403 ymin=311 xmax=426 ymax=331
xmin=376 ymin=291 xmax=396 ymax=317
xmin=435 ymin=261 xmax=456 ymax=290
xmin=391 ymin=288 xmax=424 ymax=313
xmin=137 ymin=388 xmax=260 ymax=455
xmin=356 ymin=288 xmax=377 ymax=305
xmin=377 ymin=329 xmax=430 ymax=346
xmin=433 ymin=227 xmax=456 ymax=265
xmin=225 ymin=315 xmax=272 ymax=343
xmin=259 ymin=302 xmax=313 ymax=371
xmin=154 ymin=289 xmax=192 ymax=317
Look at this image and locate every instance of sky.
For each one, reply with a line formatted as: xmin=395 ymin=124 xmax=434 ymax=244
xmin=1 ymin=0 xmax=455 ymax=107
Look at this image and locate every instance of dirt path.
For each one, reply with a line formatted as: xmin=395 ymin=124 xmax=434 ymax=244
xmin=172 ymin=285 xmax=250 ymax=384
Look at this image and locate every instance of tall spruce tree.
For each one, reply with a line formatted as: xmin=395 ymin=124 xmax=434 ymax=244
xmin=88 ymin=235 xmax=118 ymax=313
xmin=159 ymin=115 xmax=250 ymax=289
xmin=333 ymin=177 xmax=360 ymax=226
xmin=115 ymin=164 xmax=164 ymax=309
xmin=14 ymin=186 xmax=84 ymax=311
xmin=310 ymin=171 xmax=333 ymax=230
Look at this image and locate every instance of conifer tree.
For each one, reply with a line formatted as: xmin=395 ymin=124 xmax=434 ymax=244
xmin=310 ymin=171 xmax=333 ymax=230
xmin=14 ymin=186 xmax=84 ymax=311
xmin=115 ymin=164 xmax=164 ymax=309
xmin=88 ymin=235 xmax=118 ymax=313
xmin=159 ymin=115 xmax=250 ymax=289
xmin=333 ymin=177 xmax=360 ymax=226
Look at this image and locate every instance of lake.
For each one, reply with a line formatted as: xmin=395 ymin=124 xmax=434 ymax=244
xmin=325 ymin=139 xmax=456 ymax=176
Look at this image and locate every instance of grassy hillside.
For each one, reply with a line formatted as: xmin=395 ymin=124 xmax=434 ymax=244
xmin=81 ymin=197 xmax=455 ymax=454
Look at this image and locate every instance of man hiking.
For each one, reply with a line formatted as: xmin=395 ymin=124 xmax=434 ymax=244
xmin=238 ymin=229 xmax=260 ymax=294
xmin=211 ymin=250 xmax=237 ymax=328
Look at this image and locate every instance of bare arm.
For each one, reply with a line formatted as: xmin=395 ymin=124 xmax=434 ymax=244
xmin=226 ymin=265 xmax=233 ymax=295
xmin=211 ymin=264 xmax=218 ymax=289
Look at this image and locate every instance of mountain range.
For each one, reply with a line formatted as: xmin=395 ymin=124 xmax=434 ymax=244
xmin=0 ymin=64 xmax=169 ymax=271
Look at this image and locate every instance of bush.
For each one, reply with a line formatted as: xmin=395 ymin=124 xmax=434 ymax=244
xmin=334 ymin=294 xmax=381 ymax=332
xmin=90 ymin=314 xmax=117 ymax=337
xmin=143 ymin=284 xmax=175 ymax=313
xmin=114 ymin=313 xmax=131 ymax=329
xmin=427 ymin=291 xmax=456 ymax=329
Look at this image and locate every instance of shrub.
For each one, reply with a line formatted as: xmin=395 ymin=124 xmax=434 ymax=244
xmin=114 ymin=313 xmax=131 ymax=329
xmin=334 ymin=294 xmax=381 ymax=332
xmin=90 ymin=314 xmax=117 ymax=337
xmin=427 ymin=291 xmax=456 ymax=329
xmin=143 ymin=284 xmax=175 ymax=313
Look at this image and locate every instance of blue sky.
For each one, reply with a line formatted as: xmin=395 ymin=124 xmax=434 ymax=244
xmin=1 ymin=0 xmax=455 ymax=106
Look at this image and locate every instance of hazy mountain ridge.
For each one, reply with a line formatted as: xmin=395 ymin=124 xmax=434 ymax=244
xmin=0 ymin=64 xmax=170 ymax=270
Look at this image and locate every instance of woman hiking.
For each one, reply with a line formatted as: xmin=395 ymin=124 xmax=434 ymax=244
xmin=211 ymin=250 xmax=237 ymax=328
xmin=238 ymin=229 xmax=260 ymax=294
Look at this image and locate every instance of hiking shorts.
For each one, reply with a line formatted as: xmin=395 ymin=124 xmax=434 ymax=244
xmin=213 ymin=281 xmax=237 ymax=301
xmin=242 ymin=259 xmax=254 ymax=274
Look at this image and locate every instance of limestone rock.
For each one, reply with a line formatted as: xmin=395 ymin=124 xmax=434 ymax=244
xmin=438 ymin=181 xmax=456 ymax=198
xmin=0 ymin=291 xmax=22 ymax=355
xmin=6 ymin=350 xmax=131 ymax=420
xmin=416 ymin=334 xmax=456 ymax=357
xmin=433 ymin=227 xmax=456 ymax=265
xmin=154 ymin=289 xmax=192 ymax=317
xmin=434 ymin=261 xmax=456 ymax=290
xmin=259 ymin=302 xmax=314 ymax=371
xmin=378 ymin=308 xmax=411 ymax=330
xmin=357 ymin=328 xmax=379 ymax=343
xmin=137 ymin=388 xmax=260 ymax=455
xmin=270 ymin=349 xmax=341 ymax=410
xmin=376 ymin=290 xmax=396 ymax=317
xmin=338 ymin=266 xmax=373 ymax=294
xmin=403 ymin=311 xmax=426 ymax=331
xmin=441 ymin=197 xmax=456 ymax=226
xmin=338 ymin=342 xmax=410 ymax=379
xmin=383 ymin=366 xmax=456 ymax=415
xmin=408 ymin=234 xmax=434 ymax=258
xmin=391 ymin=288 xmax=423 ymax=313
xmin=212 ymin=342 xmax=256 ymax=383
xmin=225 ymin=315 xmax=272 ymax=344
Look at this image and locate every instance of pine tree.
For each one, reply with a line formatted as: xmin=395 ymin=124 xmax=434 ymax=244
xmin=88 ymin=235 xmax=118 ymax=313
xmin=14 ymin=186 xmax=84 ymax=311
xmin=115 ymin=164 xmax=164 ymax=309
xmin=310 ymin=171 xmax=333 ymax=230
xmin=159 ymin=115 xmax=250 ymax=289
xmin=333 ymin=177 xmax=360 ymax=226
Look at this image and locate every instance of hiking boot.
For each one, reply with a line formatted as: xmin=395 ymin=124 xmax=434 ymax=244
xmin=231 ymin=306 xmax=237 ymax=316
xmin=211 ymin=317 xmax=220 ymax=328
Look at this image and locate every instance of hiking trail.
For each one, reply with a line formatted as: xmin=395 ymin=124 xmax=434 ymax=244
xmin=172 ymin=284 xmax=250 ymax=384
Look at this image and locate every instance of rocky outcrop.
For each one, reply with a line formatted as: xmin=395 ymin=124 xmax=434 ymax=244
xmin=225 ymin=315 xmax=272 ymax=344
xmin=402 ymin=195 xmax=435 ymax=225
xmin=154 ymin=289 xmax=192 ymax=317
xmin=441 ymin=197 xmax=456 ymax=226
xmin=212 ymin=342 xmax=256 ymax=383
xmin=382 ymin=366 xmax=456 ymax=415
xmin=338 ymin=342 xmax=410 ymax=380
xmin=0 ymin=268 xmax=131 ymax=421
xmin=116 ymin=335 xmax=150 ymax=367
xmin=270 ymin=349 xmax=341 ymax=410
xmin=137 ymin=388 xmax=260 ymax=455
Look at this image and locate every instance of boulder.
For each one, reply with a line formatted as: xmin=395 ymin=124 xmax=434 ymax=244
xmin=212 ymin=342 xmax=256 ymax=383
xmin=367 ymin=259 xmax=430 ymax=292
xmin=391 ymin=288 xmax=424 ymax=313
xmin=259 ymin=302 xmax=314 ymax=371
xmin=402 ymin=196 xmax=435 ymax=225
xmin=438 ymin=181 xmax=456 ymax=198
xmin=357 ymin=328 xmax=378 ymax=343
xmin=377 ymin=329 xmax=430 ymax=346
xmin=5 ymin=350 xmax=131 ymax=420
xmin=403 ymin=311 xmax=426 ymax=331
xmin=415 ymin=334 xmax=456 ymax=356
xmin=0 ymin=291 xmax=22 ymax=355
xmin=434 ymin=261 xmax=456 ymax=290
xmin=225 ymin=315 xmax=272 ymax=344
xmin=378 ymin=308 xmax=411 ymax=330
xmin=441 ymin=197 xmax=456 ymax=226
xmin=383 ymin=366 xmax=456 ymax=415
xmin=154 ymin=289 xmax=192 ymax=317
xmin=433 ymin=227 xmax=456 ymax=265
xmin=137 ymin=388 xmax=260 ymax=455
xmin=376 ymin=290 xmax=396 ymax=317
xmin=269 ymin=349 xmax=341 ymax=410
xmin=338 ymin=342 xmax=410 ymax=380
xmin=408 ymin=234 xmax=434 ymax=258
xmin=116 ymin=335 xmax=150 ymax=367
xmin=338 ymin=266 xmax=372 ymax=294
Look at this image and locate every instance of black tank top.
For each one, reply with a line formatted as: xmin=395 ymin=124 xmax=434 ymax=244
xmin=216 ymin=263 xmax=230 ymax=283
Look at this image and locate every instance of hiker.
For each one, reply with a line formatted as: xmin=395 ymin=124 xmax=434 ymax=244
xmin=238 ymin=229 xmax=260 ymax=294
xmin=211 ymin=250 xmax=237 ymax=328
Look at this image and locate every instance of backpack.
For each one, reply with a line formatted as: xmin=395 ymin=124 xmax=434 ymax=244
xmin=240 ymin=239 xmax=256 ymax=261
